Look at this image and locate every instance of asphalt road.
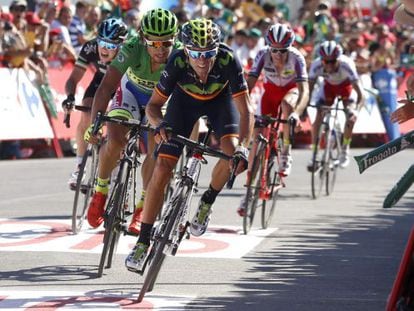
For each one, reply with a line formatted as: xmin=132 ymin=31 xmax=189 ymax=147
xmin=1 ymin=148 xmax=414 ymax=310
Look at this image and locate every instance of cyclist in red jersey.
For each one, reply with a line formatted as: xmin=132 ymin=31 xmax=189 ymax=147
xmin=307 ymin=40 xmax=364 ymax=170
xmin=237 ymin=23 xmax=309 ymax=216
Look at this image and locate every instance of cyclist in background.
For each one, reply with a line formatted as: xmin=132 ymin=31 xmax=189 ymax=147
xmin=307 ymin=40 xmax=364 ymax=170
xmin=85 ymin=9 xmax=179 ymax=235
xmin=64 ymin=18 xmax=127 ymax=190
xmin=125 ymin=18 xmax=253 ymax=273
xmin=237 ymin=23 xmax=309 ymax=216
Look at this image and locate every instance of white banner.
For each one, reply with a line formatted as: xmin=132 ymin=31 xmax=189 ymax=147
xmin=0 ymin=68 xmax=54 ymax=140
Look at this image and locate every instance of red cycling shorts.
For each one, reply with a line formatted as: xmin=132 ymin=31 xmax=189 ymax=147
xmin=323 ymin=80 xmax=352 ymax=104
xmin=261 ymin=82 xmax=297 ymax=117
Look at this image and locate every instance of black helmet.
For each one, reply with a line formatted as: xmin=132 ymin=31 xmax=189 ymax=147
xmin=98 ymin=18 xmax=128 ymax=44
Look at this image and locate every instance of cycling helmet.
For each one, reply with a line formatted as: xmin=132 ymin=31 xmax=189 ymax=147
xmin=181 ymin=18 xmax=221 ymax=49
xmin=265 ymin=23 xmax=295 ymax=48
xmin=141 ymin=8 xmax=178 ymax=37
xmin=98 ymin=18 xmax=127 ymax=43
xmin=319 ymin=40 xmax=343 ymax=60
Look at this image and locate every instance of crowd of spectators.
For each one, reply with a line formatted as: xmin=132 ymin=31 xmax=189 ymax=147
xmin=0 ymin=0 xmax=412 ymax=159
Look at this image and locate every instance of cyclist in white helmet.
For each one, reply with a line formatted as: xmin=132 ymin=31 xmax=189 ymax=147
xmin=307 ymin=40 xmax=364 ymax=170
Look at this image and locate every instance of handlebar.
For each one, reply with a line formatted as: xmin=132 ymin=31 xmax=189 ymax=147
xmin=92 ymin=112 xmax=152 ymax=136
xmin=168 ymin=132 xmax=239 ymax=189
xmin=63 ymin=104 xmax=91 ymax=128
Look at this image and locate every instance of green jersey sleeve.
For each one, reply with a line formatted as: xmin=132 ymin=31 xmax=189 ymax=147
xmin=110 ymin=36 xmax=143 ymax=74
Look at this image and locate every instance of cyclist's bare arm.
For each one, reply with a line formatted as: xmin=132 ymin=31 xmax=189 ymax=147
xmin=233 ymin=92 xmax=254 ymax=147
xmin=293 ymin=80 xmax=310 ymax=115
xmin=65 ymin=65 xmax=86 ymax=97
xmin=145 ymin=90 xmax=168 ymax=142
xmin=352 ymin=79 xmax=365 ymax=109
xmin=246 ymin=75 xmax=258 ymax=94
xmin=91 ymin=66 xmax=123 ymax=123
xmin=308 ymin=79 xmax=316 ymax=103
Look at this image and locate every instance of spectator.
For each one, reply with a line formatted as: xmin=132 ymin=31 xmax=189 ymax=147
xmin=50 ymin=6 xmax=73 ymax=47
xmin=46 ymin=28 xmax=76 ymax=68
xmin=125 ymin=8 xmax=139 ymax=38
xmin=84 ymin=5 xmax=100 ymax=41
xmin=68 ymin=0 xmax=88 ymax=54
xmin=230 ymin=29 xmax=248 ymax=65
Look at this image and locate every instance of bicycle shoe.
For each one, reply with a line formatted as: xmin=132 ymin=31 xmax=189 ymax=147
xmin=128 ymin=208 xmax=143 ymax=235
xmin=279 ymin=154 xmax=293 ymax=176
xmin=190 ymin=200 xmax=212 ymax=237
xmin=125 ymin=242 xmax=149 ymax=273
xmin=87 ymin=192 xmax=107 ymax=228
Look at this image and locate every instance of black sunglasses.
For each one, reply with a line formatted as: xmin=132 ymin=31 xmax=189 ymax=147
xmin=270 ymin=47 xmax=288 ymax=54
xmin=323 ymin=59 xmax=337 ymax=64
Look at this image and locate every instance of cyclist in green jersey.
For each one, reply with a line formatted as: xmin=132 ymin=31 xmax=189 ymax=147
xmin=84 ymin=8 xmax=179 ymax=234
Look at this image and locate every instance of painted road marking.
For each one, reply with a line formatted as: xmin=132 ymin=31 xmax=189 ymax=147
xmin=0 ymin=290 xmax=193 ymax=310
xmin=0 ymin=218 xmax=276 ymax=258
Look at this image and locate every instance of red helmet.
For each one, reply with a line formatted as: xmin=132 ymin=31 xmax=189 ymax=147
xmin=319 ymin=40 xmax=343 ymax=60
xmin=265 ymin=23 xmax=295 ymax=48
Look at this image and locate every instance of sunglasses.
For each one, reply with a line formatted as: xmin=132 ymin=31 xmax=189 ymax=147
xmin=323 ymin=59 xmax=337 ymax=64
xmin=270 ymin=47 xmax=288 ymax=54
xmin=185 ymin=47 xmax=218 ymax=59
xmin=11 ymin=6 xmax=26 ymax=12
xmin=144 ymin=38 xmax=174 ymax=48
xmin=97 ymin=39 xmax=120 ymax=50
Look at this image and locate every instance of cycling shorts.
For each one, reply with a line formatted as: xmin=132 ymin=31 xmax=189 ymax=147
xmin=109 ymin=75 xmax=151 ymax=121
xmin=157 ymin=87 xmax=239 ymax=160
xmin=316 ymin=80 xmax=356 ymax=106
xmin=83 ymin=73 xmax=103 ymax=100
xmin=260 ymin=82 xmax=298 ymax=117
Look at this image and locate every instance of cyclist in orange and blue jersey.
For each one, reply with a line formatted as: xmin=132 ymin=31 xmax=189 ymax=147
xmin=307 ymin=40 xmax=364 ymax=170
xmin=84 ymin=9 xmax=180 ymax=235
xmin=125 ymin=18 xmax=253 ymax=273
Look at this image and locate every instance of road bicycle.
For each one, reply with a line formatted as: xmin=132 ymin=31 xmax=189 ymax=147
xmin=241 ymin=114 xmax=293 ymax=235
xmin=92 ymin=112 xmax=150 ymax=278
xmin=309 ymin=99 xmax=345 ymax=199
xmin=136 ymin=124 xmax=237 ymax=302
xmin=65 ymin=105 xmax=101 ymax=235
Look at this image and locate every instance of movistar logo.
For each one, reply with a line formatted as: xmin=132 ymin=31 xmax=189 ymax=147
xmin=362 ymin=146 xmax=398 ymax=168
xmin=174 ymin=56 xmax=186 ymax=68
xmin=219 ymin=53 xmax=232 ymax=68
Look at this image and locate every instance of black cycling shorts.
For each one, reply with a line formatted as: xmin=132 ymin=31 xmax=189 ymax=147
xmin=158 ymin=87 xmax=239 ymax=159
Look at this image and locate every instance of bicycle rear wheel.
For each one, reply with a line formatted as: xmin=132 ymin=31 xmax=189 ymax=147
xmin=311 ymin=124 xmax=328 ymax=199
xmin=97 ymin=163 xmax=129 ymax=277
xmin=326 ymin=128 xmax=341 ymax=196
xmin=243 ymin=142 xmax=264 ymax=234
xmin=137 ymin=185 xmax=186 ymax=302
xmin=261 ymin=149 xmax=279 ymax=229
xmin=72 ymin=145 xmax=99 ymax=234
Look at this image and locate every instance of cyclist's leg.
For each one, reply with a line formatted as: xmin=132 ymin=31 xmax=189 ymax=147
xmin=340 ymin=91 xmax=358 ymax=167
xmin=87 ymin=79 xmax=136 ymax=228
xmin=279 ymin=88 xmax=299 ymax=176
xmin=190 ymin=95 xmax=239 ymax=236
xmin=126 ymin=93 xmax=193 ymax=269
xmin=68 ymin=78 xmax=99 ymax=188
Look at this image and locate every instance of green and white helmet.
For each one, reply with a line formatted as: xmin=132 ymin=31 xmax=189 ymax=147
xmin=181 ymin=18 xmax=221 ymax=49
xmin=140 ymin=8 xmax=178 ymax=37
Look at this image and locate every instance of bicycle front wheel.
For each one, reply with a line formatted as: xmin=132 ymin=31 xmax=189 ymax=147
xmin=326 ymin=128 xmax=341 ymax=196
xmin=261 ymin=149 xmax=279 ymax=229
xmin=243 ymin=142 xmax=265 ymax=234
xmin=97 ymin=163 xmax=129 ymax=277
xmin=72 ymin=145 xmax=99 ymax=234
xmin=311 ymin=123 xmax=329 ymax=199
xmin=137 ymin=185 xmax=186 ymax=302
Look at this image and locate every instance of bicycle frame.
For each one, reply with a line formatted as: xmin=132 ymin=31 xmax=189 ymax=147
xmin=257 ymin=124 xmax=282 ymax=200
